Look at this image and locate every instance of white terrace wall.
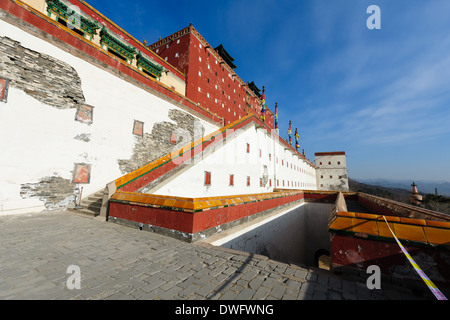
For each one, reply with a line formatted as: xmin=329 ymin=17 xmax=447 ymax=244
xmin=146 ymin=124 xmax=317 ymax=198
xmin=209 ymin=202 xmax=333 ymax=267
xmin=0 ymin=19 xmax=219 ymax=214
xmin=315 ymin=153 xmax=349 ymax=192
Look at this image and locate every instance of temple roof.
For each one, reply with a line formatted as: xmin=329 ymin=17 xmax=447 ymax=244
xmin=214 ymin=44 xmax=237 ymax=70
xmin=248 ymin=81 xmax=261 ymax=98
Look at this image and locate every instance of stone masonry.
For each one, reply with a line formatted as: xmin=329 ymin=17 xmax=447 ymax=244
xmin=20 ymin=176 xmax=80 ymax=210
xmin=0 ymin=211 xmax=439 ymax=301
xmin=0 ymin=36 xmax=85 ymax=109
xmin=118 ymin=109 xmax=205 ymax=174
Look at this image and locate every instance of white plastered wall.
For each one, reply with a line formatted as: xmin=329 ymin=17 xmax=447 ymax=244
xmin=149 ymin=124 xmax=317 ymax=198
xmin=209 ymin=202 xmax=333 ymax=266
xmin=0 ymin=19 xmax=218 ymax=214
xmin=315 ymin=154 xmax=349 ymax=191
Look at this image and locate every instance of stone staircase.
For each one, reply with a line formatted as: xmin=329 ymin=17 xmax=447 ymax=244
xmin=70 ymin=190 xmax=104 ymax=217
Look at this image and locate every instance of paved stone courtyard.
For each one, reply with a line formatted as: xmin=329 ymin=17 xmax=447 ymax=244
xmin=0 ymin=211 xmax=438 ymax=300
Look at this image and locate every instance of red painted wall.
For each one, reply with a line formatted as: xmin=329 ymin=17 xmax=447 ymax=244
xmin=330 ymin=233 xmax=450 ymax=288
xmin=151 ymin=27 xmax=275 ymax=128
xmin=108 ymin=192 xmax=306 ymax=235
xmin=1 ymin=0 xmax=223 ymax=125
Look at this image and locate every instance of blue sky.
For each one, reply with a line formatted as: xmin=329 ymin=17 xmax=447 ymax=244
xmin=86 ymin=0 xmax=450 ymax=182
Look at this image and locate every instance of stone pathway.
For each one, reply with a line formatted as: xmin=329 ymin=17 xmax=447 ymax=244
xmin=0 ymin=211 xmax=437 ymax=300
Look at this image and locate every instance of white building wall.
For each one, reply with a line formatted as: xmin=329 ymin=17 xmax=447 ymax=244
xmin=149 ymin=125 xmax=317 ymax=198
xmin=0 ymin=19 xmax=218 ymax=214
xmin=209 ymin=202 xmax=333 ymax=266
xmin=315 ymin=153 xmax=349 ymax=191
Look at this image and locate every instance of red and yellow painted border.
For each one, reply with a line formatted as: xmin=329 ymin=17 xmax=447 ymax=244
xmin=329 ymin=211 xmax=450 ymax=247
xmin=1 ymin=0 xmax=223 ymax=125
xmin=114 ymin=114 xmax=316 ymax=193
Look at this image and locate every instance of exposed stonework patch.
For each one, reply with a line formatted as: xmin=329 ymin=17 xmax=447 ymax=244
xmin=328 ymin=174 xmax=349 ymax=192
xmin=261 ymin=165 xmax=268 ymax=187
xmin=168 ymin=109 xmax=205 ymax=141
xmin=118 ymin=109 xmax=205 ymax=174
xmin=20 ymin=176 xmax=79 ymax=210
xmin=74 ymin=133 xmax=91 ymax=142
xmin=0 ymin=36 xmax=85 ymax=109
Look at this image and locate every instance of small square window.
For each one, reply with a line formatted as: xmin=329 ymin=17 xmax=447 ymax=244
xmin=75 ymin=104 xmax=94 ymax=125
xmin=73 ymin=163 xmax=91 ymax=184
xmin=338 ymin=161 xmax=341 ymax=165
xmin=330 ymin=175 xmax=333 ymax=179
xmin=170 ymin=132 xmax=177 ymax=144
xmin=328 ymin=162 xmax=331 ymax=165
xmin=132 ymin=120 xmax=144 ymax=136
xmin=204 ymin=171 xmax=211 ymax=186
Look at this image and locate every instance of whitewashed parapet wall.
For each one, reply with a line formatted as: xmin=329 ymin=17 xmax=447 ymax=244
xmin=0 ymin=18 xmax=218 ymax=214
xmin=146 ymin=123 xmax=317 ymax=198
xmin=315 ymin=152 xmax=349 ymax=192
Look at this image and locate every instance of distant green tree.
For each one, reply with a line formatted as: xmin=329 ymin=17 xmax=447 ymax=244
xmin=422 ymin=194 xmax=450 ymax=214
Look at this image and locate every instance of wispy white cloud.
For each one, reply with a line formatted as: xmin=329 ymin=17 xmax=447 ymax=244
xmin=296 ymin=1 xmax=450 ymax=149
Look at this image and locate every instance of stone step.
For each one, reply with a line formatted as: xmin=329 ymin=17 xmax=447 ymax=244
xmin=81 ymin=197 xmax=102 ymax=204
xmin=85 ymin=191 xmax=104 ymax=200
xmin=71 ymin=189 xmax=105 ymax=217
xmin=81 ymin=200 xmax=102 ymax=209
xmin=72 ymin=207 xmax=99 ymax=217
xmin=87 ymin=195 xmax=103 ymax=201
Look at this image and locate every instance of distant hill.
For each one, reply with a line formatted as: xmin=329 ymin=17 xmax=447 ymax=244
xmin=354 ymin=178 xmax=450 ymax=197
xmin=349 ymin=178 xmax=450 ymax=215
xmin=348 ymin=178 xmax=411 ymax=203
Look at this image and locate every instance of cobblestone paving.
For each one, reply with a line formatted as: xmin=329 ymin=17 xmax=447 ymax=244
xmin=0 ymin=211 xmax=437 ymax=300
